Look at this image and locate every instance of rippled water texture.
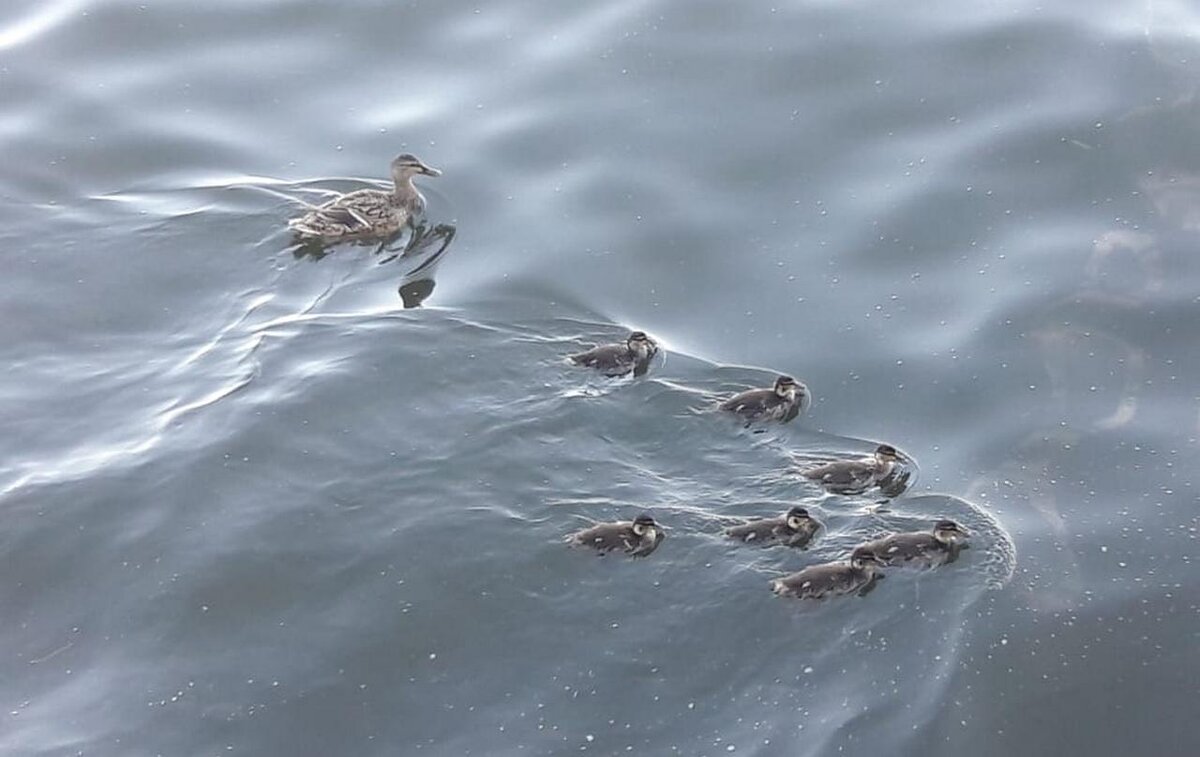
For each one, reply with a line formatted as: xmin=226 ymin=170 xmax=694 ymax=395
xmin=2 ymin=1 xmax=1198 ymax=755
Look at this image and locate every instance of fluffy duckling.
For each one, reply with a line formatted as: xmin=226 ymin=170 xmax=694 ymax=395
xmin=720 ymin=375 xmax=810 ymax=426
xmin=770 ymin=546 xmax=885 ymax=599
xmin=289 ymin=153 xmax=440 ymax=243
xmin=725 ymin=506 xmax=821 ymax=549
xmin=802 ymin=444 xmax=902 ymax=494
xmin=859 ymin=520 xmax=970 ymax=568
xmin=565 ymin=513 xmax=665 ymax=557
xmin=569 ymin=331 xmax=658 ymax=378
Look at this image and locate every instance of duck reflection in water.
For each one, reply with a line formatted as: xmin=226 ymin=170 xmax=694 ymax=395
xmin=293 ymin=220 xmax=457 ymax=308
xmin=394 ymin=223 xmax=456 ymax=308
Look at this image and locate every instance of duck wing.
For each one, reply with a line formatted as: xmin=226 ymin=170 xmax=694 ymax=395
xmin=726 ymin=518 xmax=781 ymax=543
xmin=773 ymin=563 xmax=852 ymax=598
xmin=720 ymin=388 xmax=770 ymax=413
xmin=866 ymin=532 xmax=936 ymax=563
xmin=570 ymin=344 xmax=632 ymax=375
xmin=289 ymin=190 xmax=394 ymax=237
xmin=316 ymin=204 xmax=372 ymax=230
xmin=568 ymin=523 xmax=631 ymax=553
xmin=804 ymin=460 xmax=872 ymax=490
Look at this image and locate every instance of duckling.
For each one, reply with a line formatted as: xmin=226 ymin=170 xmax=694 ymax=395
xmin=565 ymin=513 xmax=665 ymax=557
xmin=771 ymin=546 xmax=885 ymax=599
xmin=725 ymin=506 xmax=821 ymax=549
xmin=720 ymin=375 xmax=810 ymax=426
xmin=859 ymin=520 xmax=970 ymax=568
xmin=802 ymin=444 xmax=902 ymax=495
xmin=569 ymin=331 xmax=658 ymax=377
xmin=288 ymin=153 xmax=440 ymax=243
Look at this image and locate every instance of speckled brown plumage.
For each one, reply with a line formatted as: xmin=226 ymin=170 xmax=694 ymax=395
xmin=289 ymin=153 xmax=440 ymax=243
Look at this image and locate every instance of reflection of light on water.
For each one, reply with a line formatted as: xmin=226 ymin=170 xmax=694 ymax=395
xmin=1087 ymin=229 xmax=1163 ymax=296
xmin=1142 ymin=0 xmax=1200 ymax=67
xmin=1142 ymin=172 xmax=1200 ymax=232
xmin=560 ymin=386 xmax=608 ymax=399
xmin=0 ymin=0 xmax=82 ymax=51
xmin=1034 ymin=327 xmax=1147 ymax=432
xmin=91 ymin=177 xmax=335 ymax=219
xmin=0 ymin=290 xmax=281 ymax=498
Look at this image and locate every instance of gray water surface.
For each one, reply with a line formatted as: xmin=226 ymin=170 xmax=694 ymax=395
xmin=1 ymin=1 xmax=1198 ymax=755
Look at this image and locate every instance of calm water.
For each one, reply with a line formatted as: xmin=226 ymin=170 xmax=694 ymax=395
xmin=2 ymin=1 xmax=1198 ymax=755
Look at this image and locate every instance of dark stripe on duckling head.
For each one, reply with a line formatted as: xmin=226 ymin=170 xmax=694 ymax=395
xmin=935 ymin=519 xmax=967 ymax=534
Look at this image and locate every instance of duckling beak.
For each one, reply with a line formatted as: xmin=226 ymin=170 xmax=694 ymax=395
xmin=419 ymin=163 xmax=442 ymax=177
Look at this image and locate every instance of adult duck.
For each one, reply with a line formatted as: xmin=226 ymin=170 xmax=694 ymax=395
xmin=289 ymin=153 xmax=440 ymax=243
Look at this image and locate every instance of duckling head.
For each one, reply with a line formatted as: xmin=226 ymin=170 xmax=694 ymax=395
xmin=626 ymin=331 xmax=657 ymax=360
xmin=631 ymin=512 xmax=660 ymax=540
xmin=874 ymin=444 xmax=901 ymax=464
xmin=933 ymin=519 xmax=969 ymax=545
xmin=774 ymin=375 xmax=798 ymax=399
xmin=785 ymin=506 xmax=816 ymax=531
xmin=850 ymin=546 xmax=882 ymax=570
xmin=391 ymin=153 xmax=441 ymax=182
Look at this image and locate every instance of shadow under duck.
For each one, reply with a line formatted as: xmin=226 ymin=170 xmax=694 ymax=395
xmin=725 ymin=506 xmax=821 ymax=549
xmin=288 ymin=153 xmax=440 ymax=243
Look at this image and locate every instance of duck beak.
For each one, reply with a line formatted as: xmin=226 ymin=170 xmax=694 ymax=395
xmin=419 ymin=163 xmax=441 ymax=177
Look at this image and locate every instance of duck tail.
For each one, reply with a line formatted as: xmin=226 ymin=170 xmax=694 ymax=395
xmin=288 ymin=217 xmax=320 ymax=237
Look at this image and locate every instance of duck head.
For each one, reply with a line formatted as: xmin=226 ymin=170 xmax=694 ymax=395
xmin=932 ymin=519 xmax=969 ymax=545
xmin=774 ymin=375 xmax=799 ymax=400
xmin=785 ymin=506 xmax=817 ymax=532
xmin=631 ymin=512 xmax=661 ymax=541
xmin=626 ymin=331 xmax=657 ymax=360
xmin=874 ymin=444 xmax=901 ymax=464
xmin=391 ymin=153 xmax=441 ymax=183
